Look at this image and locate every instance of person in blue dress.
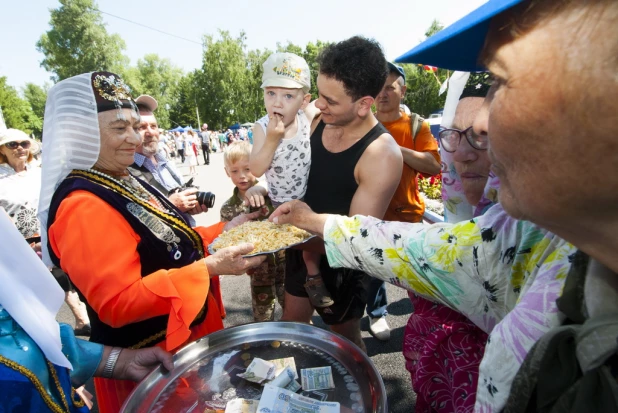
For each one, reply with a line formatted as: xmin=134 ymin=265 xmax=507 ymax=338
xmin=0 ymin=211 xmax=173 ymax=412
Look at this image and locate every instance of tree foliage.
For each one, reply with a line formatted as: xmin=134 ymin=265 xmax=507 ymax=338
xmin=169 ymin=72 xmax=199 ymax=129
xmin=192 ymin=30 xmax=255 ymax=130
xmin=122 ymin=54 xmax=183 ymax=129
xmin=182 ymin=33 xmax=331 ymax=131
xmin=401 ymin=20 xmax=448 ymax=117
xmin=23 ymin=83 xmax=48 ymax=120
xmin=401 ymin=65 xmax=449 ymax=118
xmin=36 ymin=0 xmax=128 ymax=82
xmin=0 ymin=77 xmax=42 ymax=136
xmin=277 ymin=40 xmax=330 ymax=100
xmin=425 ymin=19 xmax=445 ymax=38
xmin=31 ymin=3 xmax=447 ymax=129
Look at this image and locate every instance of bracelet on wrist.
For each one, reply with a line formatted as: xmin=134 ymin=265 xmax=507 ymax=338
xmin=102 ymin=347 xmax=122 ymax=379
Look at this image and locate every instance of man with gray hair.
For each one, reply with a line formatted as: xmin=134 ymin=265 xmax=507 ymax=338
xmin=128 ymin=95 xmax=206 ymax=214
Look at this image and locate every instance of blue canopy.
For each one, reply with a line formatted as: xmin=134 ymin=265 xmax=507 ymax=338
xmin=228 ymin=123 xmax=241 ymax=130
xmin=395 ymin=0 xmax=524 ymax=71
xmin=170 ymin=126 xmax=185 ymax=132
xmin=184 ymin=125 xmax=194 ymax=131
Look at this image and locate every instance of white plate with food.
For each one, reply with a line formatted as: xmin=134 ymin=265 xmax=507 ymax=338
xmin=208 ymin=220 xmax=316 ymax=257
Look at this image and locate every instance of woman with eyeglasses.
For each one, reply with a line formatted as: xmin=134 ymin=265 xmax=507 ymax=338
xmin=402 ymin=73 xmax=499 ymax=412
xmin=0 ymin=128 xmax=42 ymax=241
xmin=270 ymin=73 xmax=575 ymax=411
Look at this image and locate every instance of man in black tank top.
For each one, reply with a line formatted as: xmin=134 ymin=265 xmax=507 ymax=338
xmin=280 ymin=36 xmax=403 ymax=352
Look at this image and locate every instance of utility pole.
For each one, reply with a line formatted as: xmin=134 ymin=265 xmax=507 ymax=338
xmin=194 ymin=95 xmax=201 ymax=129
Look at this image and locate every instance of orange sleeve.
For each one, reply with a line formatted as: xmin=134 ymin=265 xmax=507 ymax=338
xmin=194 ymin=222 xmax=227 ymax=318
xmin=416 ymin=122 xmax=441 ymax=178
xmin=194 ymin=222 xmax=226 ymax=251
xmin=49 ymin=190 xmax=211 ymax=351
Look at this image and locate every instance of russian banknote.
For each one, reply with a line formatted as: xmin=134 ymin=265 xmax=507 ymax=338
xmin=237 ymin=358 xmax=276 ymax=384
xmin=269 ymin=366 xmax=296 ymax=388
xmin=268 ymin=357 xmax=299 ymax=379
xmin=256 ymin=384 xmax=340 ymax=413
xmin=300 ymin=367 xmax=335 ymax=391
xmin=284 ymin=379 xmax=302 ymax=393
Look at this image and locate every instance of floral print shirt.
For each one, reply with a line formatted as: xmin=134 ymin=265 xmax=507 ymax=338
xmin=323 ymin=204 xmax=577 ymax=412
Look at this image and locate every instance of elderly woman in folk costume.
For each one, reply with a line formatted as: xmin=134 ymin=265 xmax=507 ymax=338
xmin=271 ymin=0 xmax=618 ymax=411
xmin=39 ymin=72 xmax=266 ymax=411
xmin=0 ymin=211 xmax=174 ymax=412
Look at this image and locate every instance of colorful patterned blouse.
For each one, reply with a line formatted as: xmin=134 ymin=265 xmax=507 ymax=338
xmin=323 ymin=204 xmax=576 ymax=412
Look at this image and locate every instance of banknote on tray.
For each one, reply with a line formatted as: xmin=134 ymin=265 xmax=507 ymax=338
xmin=284 ymin=379 xmax=302 ymax=393
xmin=237 ymin=358 xmax=276 ymax=384
xmin=256 ymin=384 xmax=340 ymax=413
xmin=268 ymin=357 xmax=299 ymax=379
xmin=300 ymin=366 xmax=335 ymax=391
xmin=269 ymin=366 xmax=296 ymax=388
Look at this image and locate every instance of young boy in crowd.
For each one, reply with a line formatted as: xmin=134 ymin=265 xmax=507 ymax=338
xmin=249 ymin=52 xmax=332 ymax=308
xmin=220 ymin=141 xmax=285 ymax=321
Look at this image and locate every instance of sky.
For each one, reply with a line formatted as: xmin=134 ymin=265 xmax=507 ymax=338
xmin=0 ymin=0 xmax=487 ymax=91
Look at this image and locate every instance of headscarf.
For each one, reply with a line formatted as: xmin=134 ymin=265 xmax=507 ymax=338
xmin=0 ymin=210 xmax=71 ymax=369
xmin=439 ymin=71 xmax=498 ymax=223
xmin=38 ymin=72 xmax=137 ymax=266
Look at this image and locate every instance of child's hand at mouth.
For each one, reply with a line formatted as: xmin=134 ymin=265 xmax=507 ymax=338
xmin=266 ymin=113 xmax=285 ymax=142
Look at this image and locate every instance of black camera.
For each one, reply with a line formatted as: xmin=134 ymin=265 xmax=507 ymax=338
xmin=169 ymin=178 xmax=215 ymax=208
xmin=196 ymin=191 xmax=215 ymax=208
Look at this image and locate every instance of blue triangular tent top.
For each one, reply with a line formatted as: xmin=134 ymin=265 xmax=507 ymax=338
xmin=395 ymin=0 xmax=525 ymax=72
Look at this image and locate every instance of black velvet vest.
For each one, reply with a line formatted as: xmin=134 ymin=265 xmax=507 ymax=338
xmin=47 ymin=170 xmax=208 ymax=348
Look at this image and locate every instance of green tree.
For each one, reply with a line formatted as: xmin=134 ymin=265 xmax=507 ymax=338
xmin=36 ymin=0 xmax=128 ymax=82
xmin=401 ymin=20 xmax=448 ymax=117
xmin=177 ymin=35 xmax=331 ymax=130
xmin=425 ymin=19 xmax=445 ymax=38
xmin=276 ymin=40 xmax=330 ymax=99
xmin=245 ymin=48 xmax=272 ymax=122
xmin=22 ymin=83 xmax=48 ymax=120
xmin=194 ymin=30 xmax=253 ymax=129
xmin=169 ymin=72 xmax=199 ymax=129
xmin=124 ymin=54 xmax=183 ymax=129
xmin=0 ymin=77 xmax=42 ymax=136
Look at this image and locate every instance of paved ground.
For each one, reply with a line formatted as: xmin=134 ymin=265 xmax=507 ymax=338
xmin=57 ymin=150 xmax=416 ymax=412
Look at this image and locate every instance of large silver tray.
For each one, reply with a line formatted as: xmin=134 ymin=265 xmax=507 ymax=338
xmin=121 ymin=322 xmax=387 ymax=413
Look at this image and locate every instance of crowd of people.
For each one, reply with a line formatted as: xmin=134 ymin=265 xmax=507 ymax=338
xmin=157 ymin=125 xmax=253 ymax=167
xmin=0 ymin=0 xmax=616 ymax=412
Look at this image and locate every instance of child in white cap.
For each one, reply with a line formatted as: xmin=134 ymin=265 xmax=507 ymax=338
xmin=250 ymin=52 xmax=332 ymax=308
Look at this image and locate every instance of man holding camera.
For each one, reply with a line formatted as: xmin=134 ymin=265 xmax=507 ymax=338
xmin=129 ymin=95 xmax=207 ymax=215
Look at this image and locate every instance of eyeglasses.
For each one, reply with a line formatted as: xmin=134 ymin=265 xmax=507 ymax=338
xmin=439 ymin=127 xmax=488 ymax=153
xmin=5 ymin=141 xmax=32 ymax=150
